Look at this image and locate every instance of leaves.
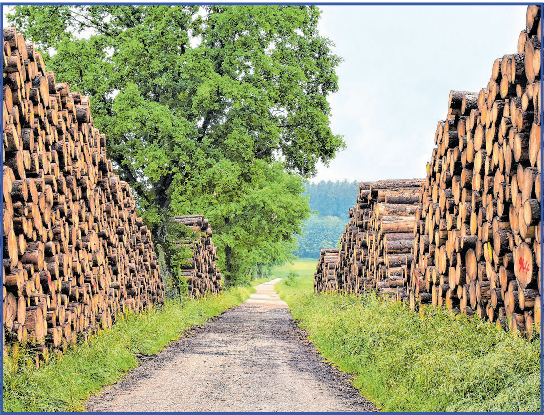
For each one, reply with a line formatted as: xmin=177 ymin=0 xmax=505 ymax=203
xmin=10 ymin=5 xmax=343 ymax=283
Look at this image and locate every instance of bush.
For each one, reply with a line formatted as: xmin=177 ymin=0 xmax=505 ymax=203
xmin=285 ymin=272 xmax=299 ymax=286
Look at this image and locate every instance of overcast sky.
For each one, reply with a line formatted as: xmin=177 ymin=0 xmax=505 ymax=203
xmin=3 ymin=4 xmax=528 ymax=184
xmin=313 ymin=5 xmax=527 ymax=182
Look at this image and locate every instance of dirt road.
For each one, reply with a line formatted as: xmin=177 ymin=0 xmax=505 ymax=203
xmin=85 ymin=279 xmax=377 ymax=412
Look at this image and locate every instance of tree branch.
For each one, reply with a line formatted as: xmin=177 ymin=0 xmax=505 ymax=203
xmin=109 ymin=153 xmax=152 ymax=205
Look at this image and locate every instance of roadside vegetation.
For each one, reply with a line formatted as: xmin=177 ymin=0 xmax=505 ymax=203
xmin=274 ymin=264 xmax=541 ymax=412
xmin=3 ymin=286 xmax=254 ymax=412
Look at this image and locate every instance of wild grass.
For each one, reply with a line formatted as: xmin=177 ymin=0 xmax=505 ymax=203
xmin=269 ymin=258 xmax=317 ymax=281
xmin=274 ymin=272 xmax=541 ymax=412
xmin=2 ymin=285 xmax=254 ymax=412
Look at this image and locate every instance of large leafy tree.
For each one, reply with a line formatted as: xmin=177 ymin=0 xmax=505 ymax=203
xmin=9 ymin=5 xmax=344 ymax=284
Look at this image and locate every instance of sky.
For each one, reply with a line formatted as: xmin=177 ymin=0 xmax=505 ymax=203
xmin=312 ymin=5 xmax=527 ymax=182
xmin=3 ymin=4 xmax=528 ymax=184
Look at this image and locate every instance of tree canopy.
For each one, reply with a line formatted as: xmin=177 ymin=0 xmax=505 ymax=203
xmin=295 ymin=180 xmax=358 ymax=258
xmin=9 ymin=5 xmax=344 ymax=284
xmin=304 ymin=180 xmax=359 ymax=218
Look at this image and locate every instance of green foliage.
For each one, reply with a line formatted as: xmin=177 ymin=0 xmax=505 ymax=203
xmin=155 ymin=217 xmax=197 ymax=297
xmin=296 ymin=214 xmax=346 ymax=258
xmin=9 ymin=5 xmax=343 ymax=283
xmin=274 ymin=273 xmax=541 ymax=412
xmin=304 ymin=180 xmax=359 ymax=218
xmin=285 ymin=272 xmax=299 ymax=286
xmin=179 ymin=159 xmax=311 ymax=285
xmin=3 ymin=286 xmax=254 ymax=412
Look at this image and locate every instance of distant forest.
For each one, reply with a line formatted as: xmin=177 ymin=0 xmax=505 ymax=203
xmin=295 ymin=180 xmax=359 ymax=258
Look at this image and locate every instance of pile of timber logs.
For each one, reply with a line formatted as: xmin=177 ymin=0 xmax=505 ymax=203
xmin=314 ymin=5 xmax=541 ymax=339
xmin=350 ymin=180 xmax=423 ymax=300
xmin=172 ymin=216 xmax=222 ymax=298
xmin=2 ymin=28 xmax=164 ymax=363
xmin=314 ymin=248 xmax=340 ymax=293
xmin=408 ymin=4 xmax=542 ymax=338
xmin=314 ymin=180 xmax=423 ymax=299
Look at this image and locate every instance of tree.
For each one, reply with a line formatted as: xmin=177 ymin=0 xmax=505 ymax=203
xmin=9 ymin=5 xmax=344 ymax=284
xmin=295 ymin=214 xmax=346 ymax=259
xmin=303 ymin=180 xmax=358 ymax=217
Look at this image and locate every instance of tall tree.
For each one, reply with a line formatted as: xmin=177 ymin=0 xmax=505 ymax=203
xmin=10 ymin=5 xmax=344 ymax=284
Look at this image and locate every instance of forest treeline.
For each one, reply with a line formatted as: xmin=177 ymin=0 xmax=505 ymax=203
xmin=295 ymin=180 xmax=358 ymax=258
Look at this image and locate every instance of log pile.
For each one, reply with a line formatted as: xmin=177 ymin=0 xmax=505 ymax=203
xmin=350 ymin=180 xmax=423 ymax=300
xmin=408 ymin=5 xmax=542 ymax=338
xmin=314 ymin=5 xmax=541 ymax=339
xmin=172 ymin=216 xmax=222 ymax=298
xmin=314 ymin=248 xmax=340 ymax=293
xmin=2 ymin=28 xmax=164 ymax=363
xmin=315 ymin=180 xmax=423 ymax=298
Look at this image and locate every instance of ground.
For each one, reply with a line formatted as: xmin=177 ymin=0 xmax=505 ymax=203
xmin=85 ymin=279 xmax=376 ymax=412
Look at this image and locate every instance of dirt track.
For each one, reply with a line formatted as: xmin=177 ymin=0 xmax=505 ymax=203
xmin=85 ymin=279 xmax=377 ymax=412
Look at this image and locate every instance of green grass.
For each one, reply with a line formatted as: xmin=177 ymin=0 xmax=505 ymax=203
xmin=268 ymin=258 xmax=317 ymax=280
xmin=248 ymin=274 xmax=281 ymax=287
xmin=274 ymin=270 xmax=541 ymax=412
xmin=3 ymin=286 xmax=254 ymax=412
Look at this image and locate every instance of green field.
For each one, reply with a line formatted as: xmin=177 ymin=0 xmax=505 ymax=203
xmin=269 ymin=258 xmax=317 ymax=280
xmin=274 ymin=263 xmax=541 ymax=412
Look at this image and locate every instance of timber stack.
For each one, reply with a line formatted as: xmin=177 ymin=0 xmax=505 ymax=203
xmin=314 ymin=179 xmax=423 ymax=298
xmin=314 ymin=5 xmax=541 ymax=339
xmin=332 ymin=179 xmax=423 ymax=298
xmin=314 ymin=248 xmax=340 ymax=293
xmin=409 ymin=4 xmax=542 ymax=338
xmin=172 ymin=216 xmax=222 ymax=297
xmin=2 ymin=28 xmax=164 ymax=364
xmin=353 ymin=179 xmax=423 ymax=300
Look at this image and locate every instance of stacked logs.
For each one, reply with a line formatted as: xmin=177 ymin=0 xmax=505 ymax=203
xmin=408 ymin=4 xmax=542 ymax=338
xmin=172 ymin=216 xmax=222 ymax=298
xmin=327 ymin=180 xmax=422 ymax=297
xmin=314 ymin=179 xmax=423 ymax=299
xmin=314 ymin=5 xmax=541 ymax=338
xmin=352 ymin=180 xmax=423 ymax=300
xmin=2 ymin=28 xmax=164 ymax=362
xmin=313 ymin=248 xmax=340 ymax=293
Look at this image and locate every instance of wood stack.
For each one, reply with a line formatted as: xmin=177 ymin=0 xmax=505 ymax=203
xmin=313 ymin=248 xmax=340 ymax=293
xmin=172 ymin=216 xmax=222 ymax=298
xmin=409 ymin=5 xmax=542 ymax=338
xmin=328 ymin=180 xmax=423 ymax=298
xmin=314 ymin=180 xmax=423 ymax=298
xmin=2 ymin=28 xmax=164 ymax=363
xmin=314 ymin=6 xmax=541 ymax=339
xmin=354 ymin=180 xmax=423 ymax=300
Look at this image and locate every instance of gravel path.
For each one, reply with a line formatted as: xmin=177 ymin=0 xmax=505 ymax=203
xmin=85 ymin=279 xmax=377 ymax=412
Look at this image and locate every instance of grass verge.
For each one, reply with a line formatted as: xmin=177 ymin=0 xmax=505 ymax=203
xmin=274 ymin=270 xmax=541 ymax=412
xmin=3 ymin=285 xmax=253 ymax=412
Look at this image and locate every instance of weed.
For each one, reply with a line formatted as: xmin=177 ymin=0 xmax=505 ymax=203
xmin=285 ymin=272 xmax=299 ymax=286
xmin=274 ymin=269 xmax=541 ymax=412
